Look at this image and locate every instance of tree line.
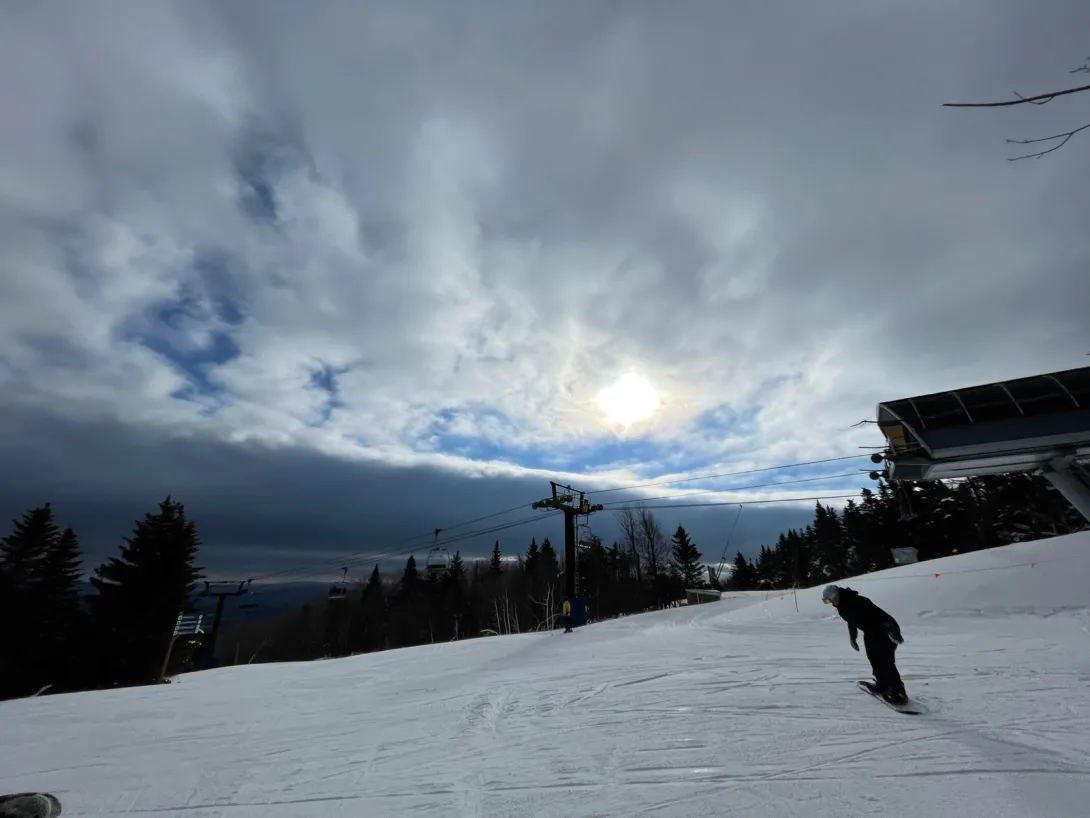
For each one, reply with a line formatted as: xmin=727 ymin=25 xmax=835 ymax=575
xmin=1 ymin=471 xmax=1084 ymax=699
xmin=725 ymin=472 xmax=1086 ymax=591
xmin=0 ymin=495 xmax=705 ymax=697
xmin=218 ymin=507 xmax=707 ymax=666
xmin=219 ymin=472 xmax=1084 ymax=665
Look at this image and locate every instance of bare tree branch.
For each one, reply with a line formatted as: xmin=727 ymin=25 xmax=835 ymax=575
xmin=945 ymin=58 xmax=1090 ymax=160
xmin=636 ymin=506 xmax=666 ymax=580
xmin=1006 ymin=121 xmax=1090 ymax=160
xmin=943 ymin=82 xmax=1090 ymax=108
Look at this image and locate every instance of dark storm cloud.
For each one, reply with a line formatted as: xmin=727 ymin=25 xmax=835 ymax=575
xmin=0 ymin=407 xmax=819 ymax=580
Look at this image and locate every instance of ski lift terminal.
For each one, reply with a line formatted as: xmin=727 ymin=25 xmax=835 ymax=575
xmin=874 ymin=365 xmax=1090 ymax=522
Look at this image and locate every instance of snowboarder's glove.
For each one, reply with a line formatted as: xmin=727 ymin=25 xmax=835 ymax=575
xmin=885 ymin=622 xmax=904 ymax=644
xmin=850 ymin=638 xmax=859 ymax=651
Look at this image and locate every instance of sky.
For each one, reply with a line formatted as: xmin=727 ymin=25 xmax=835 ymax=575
xmin=1 ymin=0 xmax=1088 ymax=584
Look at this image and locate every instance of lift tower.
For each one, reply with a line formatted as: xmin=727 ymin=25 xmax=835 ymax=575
xmin=532 ymin=482 xmax=603 ymax=600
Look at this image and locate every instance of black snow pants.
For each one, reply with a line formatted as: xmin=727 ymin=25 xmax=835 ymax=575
xmin=864 ymin=631 xmax=903 ymax=693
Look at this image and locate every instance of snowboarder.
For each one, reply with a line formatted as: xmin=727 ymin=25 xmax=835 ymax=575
xmin=561 ymin=598 xmax=573 ymax=633
xmin=822 ymin=584 xmax=907 ymax=704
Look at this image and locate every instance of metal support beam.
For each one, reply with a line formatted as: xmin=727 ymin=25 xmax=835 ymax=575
xmin=563 ymin=507 xmax=576 ymax=599
xmin=202 ymin=580 xmax=252 ymax=654
xmin=532 ymin=482 xmax=603 ymax=611
xmin=1041 ymin=458 xmax=1090 ymax=523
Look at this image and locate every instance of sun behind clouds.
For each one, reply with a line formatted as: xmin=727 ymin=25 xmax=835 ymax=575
xmin=595 ymin=373 xmax=660 ymax=427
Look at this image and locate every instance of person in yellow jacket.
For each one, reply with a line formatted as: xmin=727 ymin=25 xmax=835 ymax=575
xmin=561 ymin=598 xmax=573 ymax=633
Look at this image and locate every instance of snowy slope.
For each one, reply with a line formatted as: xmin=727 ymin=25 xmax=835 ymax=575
xmin=3 ymin=533 xmax=1090 ymax=817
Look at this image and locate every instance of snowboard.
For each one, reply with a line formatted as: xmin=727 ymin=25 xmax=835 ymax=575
xmin=0 ymin=793 xmax=62 ymax=817
xmin=857 ymin=680 xmax=921 ymax=715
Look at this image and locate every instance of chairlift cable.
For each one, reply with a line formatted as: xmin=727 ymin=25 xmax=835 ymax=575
xmin=248 ymin=452 xmax=871 ymax=583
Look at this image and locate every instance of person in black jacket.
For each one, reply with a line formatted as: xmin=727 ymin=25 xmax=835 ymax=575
xmin=822 ymin=584 xmax=907 ymax=704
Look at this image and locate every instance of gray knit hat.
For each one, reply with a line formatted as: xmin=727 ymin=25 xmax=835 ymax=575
xmin=821 ymin=585 xmax=841 ymax=604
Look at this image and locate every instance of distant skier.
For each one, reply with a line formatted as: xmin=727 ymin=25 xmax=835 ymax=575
xmin=822 ymin=585 xmax=907 ymax=704
xmin=561 ymin=598 xmax=573 ymax=633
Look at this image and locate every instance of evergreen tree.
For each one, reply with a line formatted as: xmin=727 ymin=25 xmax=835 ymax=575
xmin=539 ymin=538 xmax=559 ymax=580
xmin=0 ymin=504 xmax=65 ymax=698
xmin=670 ymin=524 xmax=705 ymax=587
xmin=754 ymin=544 xmax=778 ymax=587
xmin=388 ymin=556 xmax=423 ymax=646
xmin=449 ymin=550 xmax=466 ymax=580
xmin=779 ymin=529 xmax=810 ymax=588
xmin=87 ymin=496 xmax=204 ymax=688
xmin=37 ymin=527 xmax=83 ymax=608
xmin=524 ymin=538 xmax=540 ymax=577
xmin=727 ymin=551 xmax=756 ymax=590
xmin=33 ymin=526 xmax=87 ymax=691
xmin=809 ymin=503 xmax=846 ymax=582
xmin=350 ymin=564 xmax=387 ymax=653
xmin=366 ymin=564 xmax=382 ymax=592
xmin=400 ymin=555 xmax=419 ymax=592
xmin=440 ymin=551 xmax=468 ymax=640
xmin=0 ymin=503 xmax=58 ymax=584
xmin=489 ymin=541 xmax=504 ymax=573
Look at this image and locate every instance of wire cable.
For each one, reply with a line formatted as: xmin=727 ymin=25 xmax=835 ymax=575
xmin=590 ymin=454 xmax=871 ymax=494
xmin=608 ymin=493 xmax=861 ymax=511
xmin=250 ymin=502 xmax=541 ymax=582
xmin=597 ymin=471 xmax=864 ymax=507
xmin=255 ymin=511 xmax=563 ymax=583
xmin=245 ymin=453 xmax=873 ymax=582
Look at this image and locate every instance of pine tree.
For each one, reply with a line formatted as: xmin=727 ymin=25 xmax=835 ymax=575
xmin=489 ymin=541 xmax=503 ymax=573
xmin=449 ymin=551 xmax=466 ymax=580
xmin=33 ymin=526 xmax=87 ymax=691
xmin=670 ymin=524 xmax=705 ymax=588
xmin=88 ymin=496 xmax=204 ymax=688
xmin=400 ymin=555 xmax=419 ymax=591
xmin=367 ymin=564 xmax=382 ymax=590
xmin=728 ymin=551 xmax=756 ymax=590
xmin=524 ymin=538 xmax=540 ymax=577
xmin=0 ymin=504 xmax=84 ymax=698
xmin=350 ymin=564 xmax=386 ymax=653
xmin=0 ymin=503 xmax=59 ymax=585
xmin=809 ymin=503 xmax=846 ymax=582
xmin=37 ymin=527 xmax=83 ymax=608
xmin=539 ymin=538 xmax=559 ymax=579
xmin=388 ymin=556 xmax=424 ymax=646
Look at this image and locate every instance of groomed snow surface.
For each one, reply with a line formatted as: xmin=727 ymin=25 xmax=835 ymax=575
xmin=4 ymin=533 xmax=1090 ymax=817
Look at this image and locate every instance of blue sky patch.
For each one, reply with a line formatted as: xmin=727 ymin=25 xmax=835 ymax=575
xmin=121 ymin=287 xmax=241 ymax=407
xmin=308 ymin=362 xmax=347 ymax=425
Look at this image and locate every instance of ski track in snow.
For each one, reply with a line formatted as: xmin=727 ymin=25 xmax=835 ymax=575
xmin=4 ymin=533 xmax=1090 ymax=816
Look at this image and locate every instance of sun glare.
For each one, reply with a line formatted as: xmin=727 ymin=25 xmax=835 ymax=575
xmin=595 ymin=373 xmax=660 ymax=427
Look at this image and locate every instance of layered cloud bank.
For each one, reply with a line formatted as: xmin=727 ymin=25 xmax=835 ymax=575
xmin=2 ymin=0 xmax=1087 ymax=573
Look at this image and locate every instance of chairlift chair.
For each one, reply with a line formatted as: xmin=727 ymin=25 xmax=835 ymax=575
xmin=328 ymin=567 xmax=349 ymax=600
xmin=424 ymin=528 xmax=452 ymax=577
xmin=425 ymin=547 xmax=451 ymax=577
xmin=893 ymin=481 xmax=918 ymax=522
